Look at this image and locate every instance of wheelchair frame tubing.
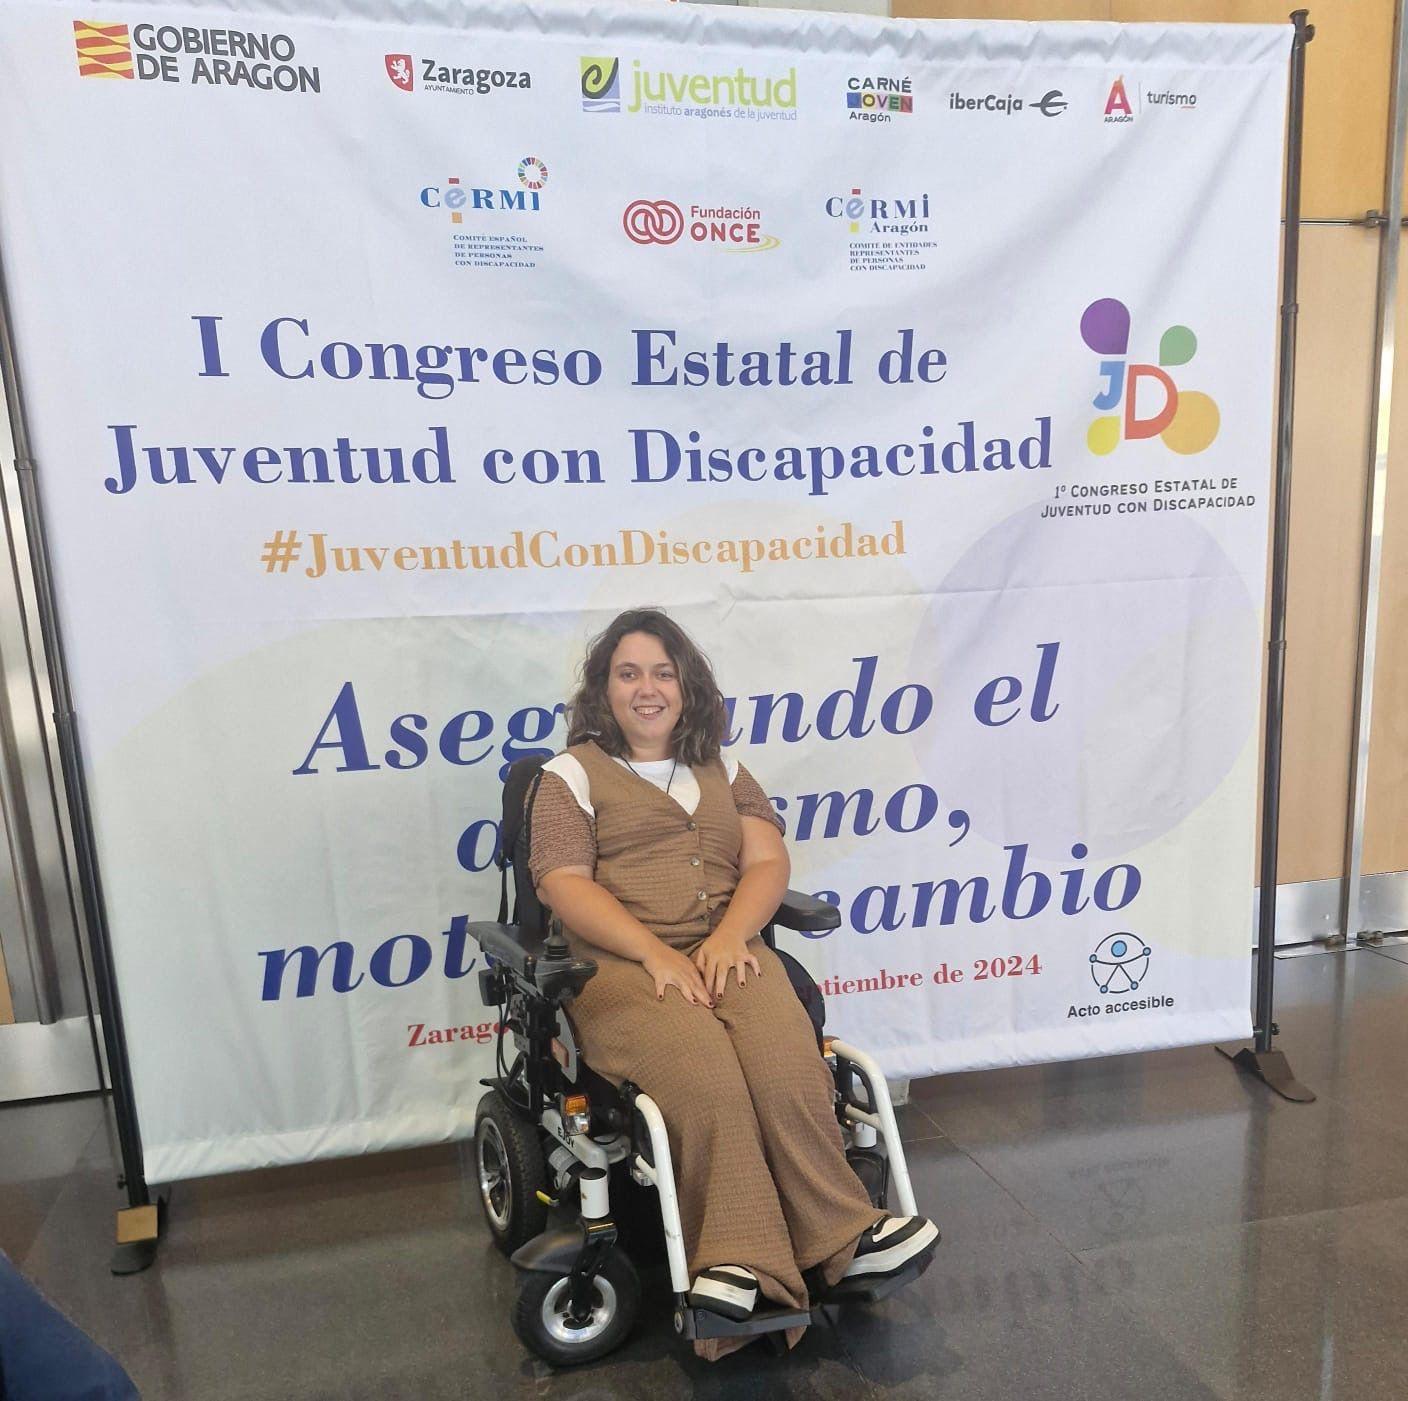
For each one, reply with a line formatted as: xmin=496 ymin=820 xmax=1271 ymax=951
xmin=828 ymin=1040 xmax=919 ymax=1218
xmin=628 ymin=1093 xmax=693 ymax=1295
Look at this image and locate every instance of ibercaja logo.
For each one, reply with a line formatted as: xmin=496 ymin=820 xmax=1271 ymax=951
xmin=1080 ymin=297 xmax=1219 ymax=456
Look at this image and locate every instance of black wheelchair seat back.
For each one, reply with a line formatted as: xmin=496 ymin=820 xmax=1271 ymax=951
xmin=497 ymin=755 xmax=551 ymax=932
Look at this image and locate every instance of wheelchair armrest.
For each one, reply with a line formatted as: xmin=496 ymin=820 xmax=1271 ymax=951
xmin=464 ymin=920 xmax=545 ymax=977
xmin=464 ymin=921 xmax=597 ymax=1002
xmin=771 ymin=889 xmax=842 ymax=934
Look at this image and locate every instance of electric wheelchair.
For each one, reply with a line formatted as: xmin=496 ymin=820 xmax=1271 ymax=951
xmin=465 ymin=756 xmax=932 ymax=1365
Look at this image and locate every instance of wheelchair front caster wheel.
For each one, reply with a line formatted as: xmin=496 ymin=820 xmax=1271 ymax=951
xmin=474 ymin=1089 xmax=548 ymax=1255
xmin=512 ymin=1252 xmax=641 ymax=1367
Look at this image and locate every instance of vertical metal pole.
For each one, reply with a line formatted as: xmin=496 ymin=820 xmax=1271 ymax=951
xmin=1218 ymin=11 xmax=1315 ymax=1103
xmin=1256 ymin=10 xmax=1312 ymax=1052
xmin=0 ymin=245 xmax=149 ymax=1210
xmin=1339 ymin=0 xmax=1408 ymax=944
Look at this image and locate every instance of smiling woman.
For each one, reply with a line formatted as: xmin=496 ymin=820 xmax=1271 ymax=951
xmin=527 ymin=607 xmax=936 ymax=1357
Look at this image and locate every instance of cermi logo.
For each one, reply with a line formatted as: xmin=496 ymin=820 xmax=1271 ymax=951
xmin=73 ymin=19 xmax=133 ymax=78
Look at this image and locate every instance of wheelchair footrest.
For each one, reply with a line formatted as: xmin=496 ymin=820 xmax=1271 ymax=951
xmin=816 ymin=1250 xmax=934 ymax=1306
xmin=678 ymin=1303 xmax=812 ymax=1340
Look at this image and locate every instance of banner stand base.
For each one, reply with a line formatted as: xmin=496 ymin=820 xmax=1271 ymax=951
xmin=111 ymin=1198 xmax=165 ymax=1276
xmin=1215 ymin=1044 xmax=1317 ymax=1103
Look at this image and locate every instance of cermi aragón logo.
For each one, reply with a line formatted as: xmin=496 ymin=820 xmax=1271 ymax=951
xmin=72 ymin=16 xmax=321 ymax=92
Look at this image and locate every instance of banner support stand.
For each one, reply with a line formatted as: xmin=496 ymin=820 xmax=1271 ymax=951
xmin=0 ymin=247 xmax=163 ymax=1270
xmin=1216 ymin=8 xmax=1317 ymax=1104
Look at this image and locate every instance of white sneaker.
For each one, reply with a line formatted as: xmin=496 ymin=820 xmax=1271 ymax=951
xmin=842 ymin=1215 xmax=939 ymax=1279
xmin=688 ymin=1264 xmax=759 ymax=1321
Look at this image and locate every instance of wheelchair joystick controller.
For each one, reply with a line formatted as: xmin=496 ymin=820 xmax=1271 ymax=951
xmin=532 ymin=916 xmax=595 ymax=1003
xmin=545 ymin=916 xmax=570 ymax=960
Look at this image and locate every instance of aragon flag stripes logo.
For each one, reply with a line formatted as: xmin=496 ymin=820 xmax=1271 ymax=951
xmin=73 ymin=20 xmax=134 ymax=78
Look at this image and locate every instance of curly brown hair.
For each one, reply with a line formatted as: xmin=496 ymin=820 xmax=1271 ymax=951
xmin=565 ymin=608 xmax=728 ymax=767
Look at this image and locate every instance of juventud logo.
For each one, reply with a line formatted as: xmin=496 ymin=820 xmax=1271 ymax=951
xmin=623 ymin=199 xmax=684 ymax=245
xmin=582 ymin=54 xmax=796 ymax=121
xmin=580 ymin=55 xmax=620 ymax=111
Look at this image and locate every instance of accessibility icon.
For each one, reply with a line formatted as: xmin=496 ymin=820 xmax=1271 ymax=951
xmin=1090 ymin=933 xmax=1151 ymax=994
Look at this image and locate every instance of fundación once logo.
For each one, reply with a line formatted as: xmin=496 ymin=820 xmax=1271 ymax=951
xmin=622 ymin=199 xmax=779 ymax=251
xmin=74 ymin=16 xmax=321 ymax=92
xmin=421 ymin=160 xmax=547 ymax=224
xmin=1090 ymin=933 xmax=1152 ymax=994
xmin=1081 ymin=297 xmax=1220 ymax=456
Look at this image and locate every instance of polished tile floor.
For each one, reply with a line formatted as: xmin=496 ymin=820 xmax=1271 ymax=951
xmin=4 ymin=947 xmax=1408 ymax=1400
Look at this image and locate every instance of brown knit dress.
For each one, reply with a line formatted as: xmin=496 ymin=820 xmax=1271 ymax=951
xmin=527 ymin=741 xmax=882 ymax=1316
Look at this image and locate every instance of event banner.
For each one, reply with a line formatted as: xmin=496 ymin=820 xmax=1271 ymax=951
xmin=0 ymin=0 xmax=1289 ymax=1182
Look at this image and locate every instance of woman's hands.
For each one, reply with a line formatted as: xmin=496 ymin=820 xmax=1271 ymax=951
xmin=692 ymin=930 xmax=762 ymax=1001
xmin=642 ymin=942 xmax=715 ymax=1007
xmin=639 ymin=933 xmax=763 ymax=1006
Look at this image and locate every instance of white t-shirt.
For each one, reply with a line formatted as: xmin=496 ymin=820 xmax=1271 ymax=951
xmin=542 ymin=751 xmax=742 ymax=818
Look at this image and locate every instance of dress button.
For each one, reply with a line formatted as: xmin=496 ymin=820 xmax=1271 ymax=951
xmin=697 ymin=890 xmax=707 ymax=901
xmin=690 ymin=857 xmax=701 ymax=867
xmin=686 ymin=821 xmax=697 ymax=832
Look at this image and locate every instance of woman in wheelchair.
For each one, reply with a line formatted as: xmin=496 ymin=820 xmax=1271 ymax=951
xmin=527 ymin=608 xmax=938 ymax=1351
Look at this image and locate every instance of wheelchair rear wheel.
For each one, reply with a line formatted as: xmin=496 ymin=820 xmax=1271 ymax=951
xmin=513 ymin=1251 xmax=640 ymax=1367
xmin=474 ymin=1089 xmax=548 ymax=1255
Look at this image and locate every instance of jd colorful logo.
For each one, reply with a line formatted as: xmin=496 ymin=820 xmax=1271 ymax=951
xmin=581 ymin=56 xmax=620 ymax=112
xmin=74 ymin=19 xmax=133 ymax=78
xmin=1090 ymin=933 xmax=1151 ymax=994
xmin=1081 ymin=297 xmax=1220 ymax=456
xmin=385 ymin=53 xmax=413 ymax=91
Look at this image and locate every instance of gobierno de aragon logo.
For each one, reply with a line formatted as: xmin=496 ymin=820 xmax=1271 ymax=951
xmin=72 ymin=17 xmax=321 ymax=92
